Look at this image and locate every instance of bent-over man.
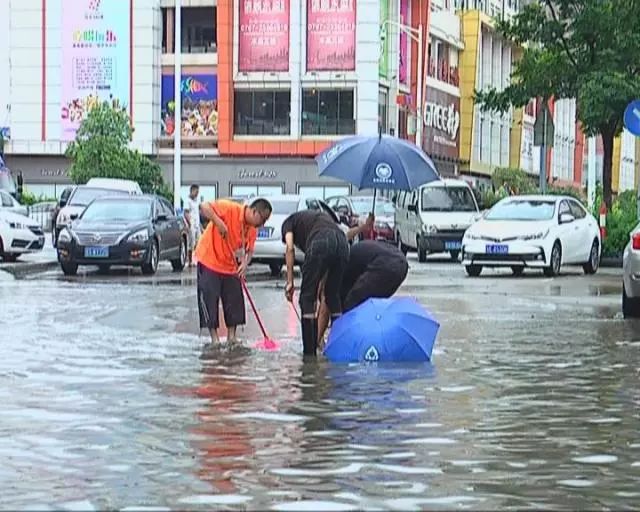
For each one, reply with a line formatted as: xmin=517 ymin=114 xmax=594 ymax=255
xmin=196 ymin=197 xmax=272 ymax=344
xmin=282 ymin=209 xmax=349 ymax=356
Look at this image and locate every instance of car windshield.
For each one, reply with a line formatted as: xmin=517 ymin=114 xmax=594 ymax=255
xmin=269 ymin=200 xmax=299 ymax=215
xmin=485 ymin=200 xmax=556 ymax=221
xmin=351 ymin=198 xmax=396 ymax=216
xmin=81 ymin=200 xmax=151 ymax=222
xmin=0 ymin=170 xmax=16 ymax=194
xmin=69 ymin=188 xmax=127 ymax=206
xmin=421 ymin=187 xmax=477 ymax=212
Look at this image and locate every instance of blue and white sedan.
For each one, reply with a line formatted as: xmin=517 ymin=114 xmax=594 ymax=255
xmin=461 ymin=195 xmax=601 ymax=277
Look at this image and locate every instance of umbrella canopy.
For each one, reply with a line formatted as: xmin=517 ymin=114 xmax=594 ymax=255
xmin=323 ymin=297 xmax=440 ymax=363
xmin=316 ymin=134 xmax=440 ymax=191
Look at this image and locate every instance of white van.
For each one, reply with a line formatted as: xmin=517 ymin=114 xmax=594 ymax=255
xmin=85 ymin=178 xmax=143 ymax=195
xmin=394 ymin=179 xmax=481 ymax=262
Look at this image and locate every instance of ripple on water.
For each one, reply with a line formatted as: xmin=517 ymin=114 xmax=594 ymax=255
xmin=572 ymin=455 xmax=619 ymax=464
xmin=179 ymin=495 xmax=253 ymax=505
xmin=271 ymin=501 xmax=359 ymax=512
xmin=557 ymin=479 xmax=597 ymax=488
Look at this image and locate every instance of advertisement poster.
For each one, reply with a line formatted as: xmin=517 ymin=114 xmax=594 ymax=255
xmin=422 ymin=88 xmax=461 ymax=160
xmin=161 ymin=75 xmax=218 ymax=138
xmin=60 ymin=0 xmax=131 ymax=141
xmin=238 ymin=0 xmax=290 ymax=72
xmin=399 ymin=0 xmax=409 ymax=85
xmin=306 ymin=0 xmax=356 ymax=71
xmin=378 ymin=0 xmax=388 ymax=78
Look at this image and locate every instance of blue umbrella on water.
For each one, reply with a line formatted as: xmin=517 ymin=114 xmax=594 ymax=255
xmin=316 ymin=134 xmax=440 ymax=209
xmin=323 ymin=297 xmax=440 ymax=363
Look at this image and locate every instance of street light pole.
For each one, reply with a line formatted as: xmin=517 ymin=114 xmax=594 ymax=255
xmin=380 ymin=20 xmax=424 ymax=146
xmin=173 ymin=0 xmax=182 ymax=210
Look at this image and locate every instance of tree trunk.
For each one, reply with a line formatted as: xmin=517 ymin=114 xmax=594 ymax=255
xmin=601 ymin=128 xmax=615 ymax=209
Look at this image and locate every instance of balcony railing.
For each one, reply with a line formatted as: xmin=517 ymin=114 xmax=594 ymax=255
xmin=427 ymin=58 xmax=460 ymax=87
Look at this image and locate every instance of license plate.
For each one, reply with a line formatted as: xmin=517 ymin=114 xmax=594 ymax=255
xmin=485 ymin=244 xmax=509 ymax=255
xmin=258 ymin=227 xmax=271 ymax=239
xmin=445 ymin=241 xmax=462 ymax=250
xmin=84 ymin=246 xmax=109 ymax=258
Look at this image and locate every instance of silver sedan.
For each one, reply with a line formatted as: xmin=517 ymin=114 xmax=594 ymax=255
xmin=622 ymin=224 xmax=640 ymax=317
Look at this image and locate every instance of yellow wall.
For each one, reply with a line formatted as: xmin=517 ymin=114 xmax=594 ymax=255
xmin=458 ymin=11 xmax=481 ymax=165
xmin=612 ymin=135 xmax=621 ymax=193
xmin=510 ymin=107 xmax=524 ymax=169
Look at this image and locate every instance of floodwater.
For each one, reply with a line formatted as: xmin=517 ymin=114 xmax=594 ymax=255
xmin=1 ymin=262 xmax=639 ymax=510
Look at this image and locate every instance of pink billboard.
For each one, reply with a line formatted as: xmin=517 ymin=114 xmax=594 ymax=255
xmin=306 ymin=0 xmax=356 ymax=71
xmin=399 ymin=0 xmax=409 ymax=85
xmin=238 ymin=0 xmax=290 ymax=72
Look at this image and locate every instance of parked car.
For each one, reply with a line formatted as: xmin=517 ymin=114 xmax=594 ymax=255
xmin=28 ymin=201 xmax=57 ymax=233
xmin=0 ymin=209 xmax=45 ymax=261
xmin=622 ymin=224 xmax=640 ymax=318
xmin=56 ymin=194 xmax=188 ymax=276
xmin=85 ymin=178 xmax=143 ymax=195
xmin=325 ymin=195 xmax=397 ymax=243
xmin=251 ymin=194 xmax=348 ymax=276
xmin=394 ymin=179 xmax=481 ymax=262
xmin=53 ymin=186 xmax=130 ymax=247
xmin=461 ymin=195 xmax=601 ymax=277
xmin=0 ymin=189 xmax=29 ymax=217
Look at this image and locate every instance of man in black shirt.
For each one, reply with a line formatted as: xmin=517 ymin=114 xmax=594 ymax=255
xmin=282 ymin=209 xmax=350 ymax=356
xmin=341 ymin=240 xmax=409 ymax=312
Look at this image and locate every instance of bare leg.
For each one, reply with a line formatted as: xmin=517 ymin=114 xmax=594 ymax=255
xmin=208 ymin=328 xmax=220 ymax=344
xmin=227 ymin=325 xmax=238 ymax=343
xmin=317 ymin=300 xmax=330 ymax=349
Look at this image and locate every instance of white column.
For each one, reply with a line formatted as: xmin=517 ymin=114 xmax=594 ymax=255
xmin=355 ymin=0 xmax=380 ymax=135
xmin=290 ymin=0 xmax=302 ymax=138
xmin=173 ymin=0 xmax=182 ymax=209
xmin=587 ymin=136 xmax=597 ymax=208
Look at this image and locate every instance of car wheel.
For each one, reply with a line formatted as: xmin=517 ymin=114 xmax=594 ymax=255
xmin=417 ymin=237 xmax=428 ymax=263
xmin=450 ymin=250 xmax=460 ymax=261
xmin=171 ymin=236 xmax=187 ymax=272
xmin=583 ymin=239 xmax=600 ymax=275
xmin=269 ymin=263 xmax=282 ymax=277
xmin=97 ymin=264 xmax=110 ymax=274
xmin=142 ymin=240 xmax=159 ymax=275
xmin=544 ymin=241 xmax=562 ymax=277
xmin=465 ymin=265 xmax=482 ymax=277
xmin=61 ymin=261 xmax=78 ymax=276
xmin=511 ymin=266 xmax=525 ymax=276
xmin=623 ymin=283 xmax=640 ymax=318
xmin=397 ymin=233 xmax=408 ymax=255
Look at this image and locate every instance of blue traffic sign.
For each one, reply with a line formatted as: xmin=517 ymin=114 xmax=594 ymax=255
xmin=623 ymin=100 xmax=640 ymax=136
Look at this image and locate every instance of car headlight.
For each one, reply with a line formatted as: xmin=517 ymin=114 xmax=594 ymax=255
xmin=128 ymin=229 xmax=149 ymax=243
xmin=464 ymin=232 xmax=481 ymax=240
xmin=519 ymin=229 xmax=549 ymax=241
xmin=422 ymin=224 xmax=437 ymax=234
xmin=58 ymin=228 xmax=72 ymax=242
xmin=8 ymin=221 xmax=28 ymax=229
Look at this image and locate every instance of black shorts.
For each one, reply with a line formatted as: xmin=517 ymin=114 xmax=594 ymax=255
xmin=197 ymin=263 xmax=246 ymax=330
xmin=342 ymin=259 xmax=409 ymax=312
xmin=300 ymin=229 xmax=349 ymax=316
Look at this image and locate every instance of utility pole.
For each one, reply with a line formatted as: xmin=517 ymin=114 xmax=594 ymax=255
xmin=173 ymin=0 xmax=182 ymax=210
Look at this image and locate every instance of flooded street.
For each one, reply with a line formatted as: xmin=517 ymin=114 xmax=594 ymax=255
xmin=2 ymin=258 xmax=640 ymax=510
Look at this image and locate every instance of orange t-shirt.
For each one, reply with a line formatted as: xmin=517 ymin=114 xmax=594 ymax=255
xmin=194 ymin=199 xmax=257 ymax=275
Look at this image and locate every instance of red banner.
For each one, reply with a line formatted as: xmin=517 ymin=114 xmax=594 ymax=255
xmin=238 ymin=0 xmax=290 ymax=72
xmin=306 ymin=0 xmax=356 ymax=71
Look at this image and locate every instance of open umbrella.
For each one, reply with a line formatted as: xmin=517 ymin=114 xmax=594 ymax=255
xmin=316 ymin=134 xmax=440 ymax=213
xmin=323 ymin=297 xmax=440 ymax=363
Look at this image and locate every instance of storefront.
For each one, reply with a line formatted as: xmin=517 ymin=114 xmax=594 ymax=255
xmin=3 ymin=155 xmax=73 ymax=198
xmin=157 ymin=156 xmax=353 ymax=203
xmin=421 ymin=88 xmax=463 ymax=178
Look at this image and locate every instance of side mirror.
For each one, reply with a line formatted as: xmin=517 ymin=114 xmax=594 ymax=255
xmin=559 ymin=213 xmax=575 ymax=224
xmin=407 ymin=203 xmax=418 ymax=213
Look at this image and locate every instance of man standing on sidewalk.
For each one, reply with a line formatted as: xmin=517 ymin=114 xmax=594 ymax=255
xmin=185 ymin=184 xmax=201 ymax=267
xmin=195 ymin=197 xmax=273 ymax=344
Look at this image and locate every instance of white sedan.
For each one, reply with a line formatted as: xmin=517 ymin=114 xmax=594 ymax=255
xmin=461 ymin=195 xmax=601 ymax=277
xmin=0 ymin=209 xmax=45 ymax=261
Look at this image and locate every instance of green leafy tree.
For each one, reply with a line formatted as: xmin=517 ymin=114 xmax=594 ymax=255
xmin=66 ymin=101 xmax=171 ymax=199
xmin=474 ymin=0 xmax=640 ymax=209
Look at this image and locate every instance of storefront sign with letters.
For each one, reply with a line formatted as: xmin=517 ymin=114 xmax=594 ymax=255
xmin=421 ymin=88 xmax=461 ymax=160
xmin=238 ymin=169 xmax=278 ymax=179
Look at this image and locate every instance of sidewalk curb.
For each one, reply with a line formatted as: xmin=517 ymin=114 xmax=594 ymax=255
xmin=0 ymin=260 xmax=58 ymax=278
xmin=601 ymin=257 xmax=622 ymax=269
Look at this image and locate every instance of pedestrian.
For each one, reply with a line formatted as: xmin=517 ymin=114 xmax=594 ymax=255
xmin=282 ymin=209 xmax=350 ymax=357
xmin=195 ymin=197 xmax=273 ymax=344
xmin=185 ymin=184 xmax=201 ymax=267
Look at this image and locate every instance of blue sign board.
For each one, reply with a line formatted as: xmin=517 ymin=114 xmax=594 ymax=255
xmin=160 ymin=74 xmax=218 ymax=137
xmin=623 ymin=100 xmax=640 ymax=137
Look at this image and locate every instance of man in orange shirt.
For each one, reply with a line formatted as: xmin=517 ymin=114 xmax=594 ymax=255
xmin=196 ymin=197 xmax=273 ymax=344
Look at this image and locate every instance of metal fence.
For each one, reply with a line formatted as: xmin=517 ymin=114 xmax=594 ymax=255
xmin=27 ymin=203 xmax=56 ymax=233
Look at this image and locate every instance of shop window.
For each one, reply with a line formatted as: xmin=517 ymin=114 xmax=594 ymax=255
xmin=230 ymin=184 xmax=284 ymax=198
xmin=379 ymin=89 xmax=389 ymax=133
xmin=161 ymin=7 xmax=217 ymax=54
xmin=234 ymin=90 xmax=291 ymax=136
xmin=298 ymin=185 xmax=350 ymax=200
xmin=301 ymin=89 xmax=355 ymax=136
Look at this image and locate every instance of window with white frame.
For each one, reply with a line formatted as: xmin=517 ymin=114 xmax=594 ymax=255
xmin=230 ymin=184 xmax=284 ymax=198
xmin=297 ymin=185 xmax=350 ymax=200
